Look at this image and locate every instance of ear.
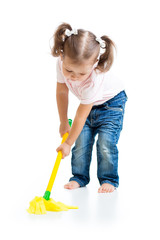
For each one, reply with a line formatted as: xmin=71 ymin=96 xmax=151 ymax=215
xmin=94 ymin=59 xmax=99 ymax=65
xmin=92 ymin=59 xmax=99 ymax=69
xmin=60 ymin=52 xmax=64 ymax=61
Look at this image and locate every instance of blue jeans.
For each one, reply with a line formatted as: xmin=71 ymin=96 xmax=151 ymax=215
xmin=69 ymin=90 xmax=128 ymax=188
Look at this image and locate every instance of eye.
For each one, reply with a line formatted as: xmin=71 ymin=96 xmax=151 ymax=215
xmin=66 ymin=69 xmax=72 ymax=73
xmin=80 ymin=73 xmax=86 ymax=76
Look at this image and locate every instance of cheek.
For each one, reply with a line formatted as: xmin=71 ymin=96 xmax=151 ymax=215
xmin=62 ymin=68 xmax=69 ymax=78
xmin=80 ymin=75 xmax=87 ymax=80
xmin=78 ymin=73 xmax=91 ymax=81
xmin=82 ymin=73 xmax=91 ymax=80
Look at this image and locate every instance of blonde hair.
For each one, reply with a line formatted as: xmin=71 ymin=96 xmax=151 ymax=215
xmin=51 ymin=22 xmax=116 ymax=73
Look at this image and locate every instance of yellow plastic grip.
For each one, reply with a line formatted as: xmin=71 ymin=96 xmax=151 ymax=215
xmin=46 ymin=132 xmax=69 ymax=192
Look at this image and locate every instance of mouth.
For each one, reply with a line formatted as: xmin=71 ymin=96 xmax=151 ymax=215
xmin=71 ymin=79 xmax=78 ymax=81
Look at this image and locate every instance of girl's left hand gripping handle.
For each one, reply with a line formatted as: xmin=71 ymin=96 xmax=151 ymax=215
xmin=43 ymin=119 xmax=72 ymax=200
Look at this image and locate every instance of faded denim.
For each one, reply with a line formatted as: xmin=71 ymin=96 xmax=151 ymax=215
xmin=69 ymin=90 xmax=128 ymax=188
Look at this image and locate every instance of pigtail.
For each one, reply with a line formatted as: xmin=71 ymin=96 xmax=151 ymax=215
xmin=97 ymin=36 xmax=117 ymax=73
xmin=51 ymin=22 xmax=72 ymax=57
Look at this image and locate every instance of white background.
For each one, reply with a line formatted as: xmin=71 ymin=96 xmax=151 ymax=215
xmin=0 ymin=0 xmax=160 ymax=239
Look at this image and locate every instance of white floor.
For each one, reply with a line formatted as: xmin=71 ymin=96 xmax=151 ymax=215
xmin=1 ymin=141 xmax=160 ymax=240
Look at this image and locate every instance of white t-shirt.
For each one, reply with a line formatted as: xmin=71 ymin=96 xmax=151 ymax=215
xmin=56 ymin=57 xmax=125 ymax=106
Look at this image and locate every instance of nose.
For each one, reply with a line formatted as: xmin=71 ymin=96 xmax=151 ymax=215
xmin=71 ymin=74 xmax=77 ymax=80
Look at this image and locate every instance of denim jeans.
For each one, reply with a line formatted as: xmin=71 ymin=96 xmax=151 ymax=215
xmin=69 ymin=90 xmax=128 ymax=188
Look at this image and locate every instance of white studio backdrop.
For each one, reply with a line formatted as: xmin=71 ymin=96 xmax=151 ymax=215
xmin=0 ymin=0 xmax=160 ymax=239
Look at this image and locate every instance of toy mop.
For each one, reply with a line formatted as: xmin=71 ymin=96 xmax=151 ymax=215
xmin=27 ymin=119 xmax=78 ymax=214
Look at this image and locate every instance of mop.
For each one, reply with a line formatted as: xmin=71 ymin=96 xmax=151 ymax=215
xmin=27 ymin=119 xmax=78 ymax=214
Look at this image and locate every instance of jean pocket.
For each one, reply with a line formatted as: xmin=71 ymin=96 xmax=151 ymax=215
xmin=104 ymin=95 xmax=127 ymax=112
xmin=104 ymin=105 xmax=123 ymax=112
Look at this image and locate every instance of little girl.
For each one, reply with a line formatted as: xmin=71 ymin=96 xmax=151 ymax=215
xmin=52 ymin=23 xmax=127 ymax=193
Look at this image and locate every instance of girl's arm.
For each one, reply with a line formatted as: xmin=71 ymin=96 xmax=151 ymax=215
xmin=56 ymin=103 xmax=93 ymax=158
xmin=65 ymin=103 xmax=93 ymax=146
xmin=56 ymin=82 xmax=70 ymax=136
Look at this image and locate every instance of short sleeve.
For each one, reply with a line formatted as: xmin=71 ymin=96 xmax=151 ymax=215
xmin=56 ymin=58 xmax=65 ymax=83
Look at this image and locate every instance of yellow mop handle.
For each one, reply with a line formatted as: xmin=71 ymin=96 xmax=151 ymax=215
xmin=46 ymin=132 xmax=69 ymax=193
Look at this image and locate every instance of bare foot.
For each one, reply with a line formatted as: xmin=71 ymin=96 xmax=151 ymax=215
xmin=64 ymin=181 xmax=80 ymax=190
xmin=98 ymin=183 xmax=115 ymax=193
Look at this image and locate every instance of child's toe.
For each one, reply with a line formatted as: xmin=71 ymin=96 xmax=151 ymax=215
xmin=64 ymin=183 xmax=71 ymax=189
xmin=98 ymin=183 xmax=115 ymax=193
xmin=98 ymin=187 xmax=103 ymax=193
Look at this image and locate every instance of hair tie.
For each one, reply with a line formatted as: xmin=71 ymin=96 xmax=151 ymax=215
xmin=96 ymin=37 xmax=106 ymax=48
xmin=65 ymin=28 xmax=78 ymax=37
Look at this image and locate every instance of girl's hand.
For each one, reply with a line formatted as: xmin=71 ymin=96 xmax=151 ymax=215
xmin=59 ymin=121 xmax=71 ymax=137
xmin=56 ymin=142 xmax=71 ymax=159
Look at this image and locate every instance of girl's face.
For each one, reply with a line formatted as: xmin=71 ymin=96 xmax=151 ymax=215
xmin=61 ymin=55 xmax=97 ymax=82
